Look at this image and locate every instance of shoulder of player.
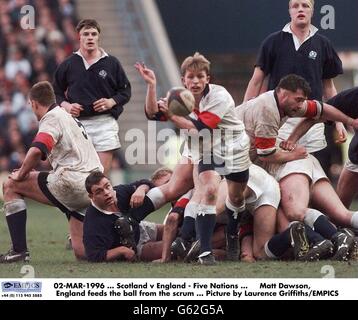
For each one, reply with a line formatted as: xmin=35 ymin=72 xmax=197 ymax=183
xmin=39 ymin=106 xmax=68 ymax=125
xmin=104 ymin=54 xmax=122 ymax=65
xmin=207 ymin=84 xmax=234 ymax=102
xmin=254 ymin=92 xmax=280 ymax=121
xmin=261 ymin=30 xmax=284 ymax=44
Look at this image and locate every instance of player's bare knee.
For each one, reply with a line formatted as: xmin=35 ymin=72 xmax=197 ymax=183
xmin=166 ymin=212 xmax=180 ymax=227
xmin=73 ymin=245 xmax=86 ymax=260
xmin=203 ymin=184 xmax=218 ymax=202
xmin=286 ymin=208 xmax=305 ymax=222
xmin=229 ymin=194 xmax=245 ymax=207
xmin=2 ymin=178 xmax=15 ymax=198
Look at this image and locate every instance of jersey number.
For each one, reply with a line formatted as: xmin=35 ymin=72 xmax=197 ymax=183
xmin=73 ymin=118 xmax=88 ymax=140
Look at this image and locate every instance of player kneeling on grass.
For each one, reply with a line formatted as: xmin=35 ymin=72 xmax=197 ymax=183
xmin=216 ymin=164 xmax=335 ymax=262
xmin=83 ymin=171 xmax=173 ymax=262
xmin=0 ymin=81 xmax=103 ymax=263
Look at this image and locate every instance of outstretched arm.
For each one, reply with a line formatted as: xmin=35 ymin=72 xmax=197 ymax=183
xmin=135 ymin=62 xmax=159 ymax=118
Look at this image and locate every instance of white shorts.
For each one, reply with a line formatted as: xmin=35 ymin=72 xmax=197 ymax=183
xmin=345 ymin=158 xmax=358 ymax=173
xmin=136 ymin=221 xmax=158 ymax=256
xmin=80 ymin=114 xmax=120 ymax=152
xmin=266 ymin=154 xmax=327 ymax=185
xmin=246 ymin=164 xmax=281 ymax=213
xmin=38 ymin=170 xmax=92 ymax=220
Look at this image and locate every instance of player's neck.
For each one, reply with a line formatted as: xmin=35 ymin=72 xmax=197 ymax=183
xmin=290 ymin=23 xmax=311 ymax=43
xmin=80 ymin=48 xmax=101 ymax=61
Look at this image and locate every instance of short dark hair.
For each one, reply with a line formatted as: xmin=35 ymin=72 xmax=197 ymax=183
xmin=76 ymin=19 xmax=101 ymax=33
xmin=85 ymin=171 xmax=107 ymax=193
xmin=29 ymin=81 xmax=56 ymax=106
xmin=276 ymin=74 xmax=312 ymax=97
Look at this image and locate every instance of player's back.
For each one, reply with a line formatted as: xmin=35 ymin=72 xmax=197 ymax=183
xmin=39 ymin=106 xmax=103 ymax=173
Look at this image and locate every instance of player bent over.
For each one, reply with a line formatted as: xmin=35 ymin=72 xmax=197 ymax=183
xmin=237 ymin=74 xmax=358 ymax=260
xmin=0 ymin=81 xmax=103 ymax=262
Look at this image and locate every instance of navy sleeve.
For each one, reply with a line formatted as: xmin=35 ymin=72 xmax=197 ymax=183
xmin=349 ymin=132 xmax=358 ymax=165
xmin=114 ymin=181 xmax=153 ymax=213
xmin=322 ymin=38 xmax=343 ymax=79
xmin=255 ymin=33 xmax=277 ymax=75
xmin=110 ymin=59 xmax=131 ymax=118
xmin=53 ymin=59 xmax=70 ymax=106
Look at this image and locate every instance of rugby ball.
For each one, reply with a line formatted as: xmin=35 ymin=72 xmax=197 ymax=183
xmin=167 ymin=87 xmax=195 ymax=116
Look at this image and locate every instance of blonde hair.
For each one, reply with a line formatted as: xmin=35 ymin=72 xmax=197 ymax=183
xmin=289 ymin=0 xmax=314 ymax=9
xmin=180 ymin=52 xmax=210 ymax=76
xmin=150 ymin=167 xmax=173 ymax=183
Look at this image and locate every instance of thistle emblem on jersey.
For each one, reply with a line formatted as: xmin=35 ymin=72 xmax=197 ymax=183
xmin=99 ymin=69 xmax=107 ymax=79
xmin=308 ymin=51 xmax=317 ymax=60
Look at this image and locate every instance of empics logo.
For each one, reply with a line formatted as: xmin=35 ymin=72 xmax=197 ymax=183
xmin=1 ymin=281 xmax=42 ymax=293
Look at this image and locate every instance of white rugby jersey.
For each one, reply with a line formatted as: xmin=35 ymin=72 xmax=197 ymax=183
xmin=187 ymin=84 xmax=247 ymax=165
xmin=278 ymin=119 xmax=326 ymax=153
xmin=33 ymin=106 xmax=103 ymax=173
xmin=236 ymin=90 xmax=322 ymax=163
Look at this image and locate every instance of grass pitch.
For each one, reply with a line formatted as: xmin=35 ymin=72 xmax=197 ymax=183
xmin=0 ymin=201 xmax=357 ymax=278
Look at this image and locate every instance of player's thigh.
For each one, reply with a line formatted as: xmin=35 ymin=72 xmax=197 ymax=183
xmin=216 ymin=180 xmax=228 ymax=215
xmin=69 ymin=217 xmax=85 ymax=259
xmin=140 ymin=241 xmax=163 ymax=261
xmin=159 ymin=157 xmax=194 ymax=200
xmin=3 ymin=171 xmax=53 ymax=205
xmin=279 ymin=173 xmax=310 ymax=214
xmin=97 ymin=151 xmax=113 ymax=176
xmin=337 ymin=168 xmax=358 ymax=208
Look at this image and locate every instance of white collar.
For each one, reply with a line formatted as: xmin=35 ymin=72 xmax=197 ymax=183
xmin=91 ymin=200 xmax=117 ymax=216
xmin=74 ymin=48 xmax=108 ymax=70
xmin=282 ymin=23 xmax=318 ymax=51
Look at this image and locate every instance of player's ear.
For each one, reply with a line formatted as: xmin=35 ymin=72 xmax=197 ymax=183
xmin=181 ymin=76 xmax=186 ymax=87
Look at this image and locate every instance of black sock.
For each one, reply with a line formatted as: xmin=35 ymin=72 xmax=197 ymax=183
xmin=6 ymin=209 xmax=27 ymax=252
xmin=313 ymin=215 xmax=337 ymax=239
xmin=305 ymin=225 xmax=324 ymax=244
xmin=196 ymin=214 xmax=216 ymax=254
xmin=267 ymin=228 xmax=291 ymax=257
xmin=225 ymin=205 xmax=241 ymax=237
xmin=180 ymin=216 xmax=196 ymax=241
xmin=127 ymin=196 xmax=155 ymax=222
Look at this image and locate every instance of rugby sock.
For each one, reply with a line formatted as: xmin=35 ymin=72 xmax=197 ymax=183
xmin=4 ymin=200 xmax=27 ymax=252
xmin=305 ymin=225 xmax=325 ymax=244
xmin=127 ymin=196 xmax=155 ymax=222
xmin=266 ymin=228 xmax=291 ymax=258
xmin=180 ymin=217 xmax=196 ymax=241
xmin=350 ymin=212 xmax=358 ymax=229
xmin=304 ymin=208 xmax=336 ymax=239
xmin=180 ymin=202 xmax=198 ymax=241
xmin=196 ymin=205 xmax=216 ymax=254
xmin=225 ymin=197 xmax=246 ymax=237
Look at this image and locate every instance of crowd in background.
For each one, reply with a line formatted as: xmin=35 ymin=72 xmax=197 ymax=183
xmin=0 ymin=0 xmax=78 ymax=173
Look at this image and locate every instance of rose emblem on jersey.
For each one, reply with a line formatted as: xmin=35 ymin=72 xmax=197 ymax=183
xmin=308 ymin=51 xmax=317 ymax=60
xmin=99 ymin=69 xmax=107 ymax=79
